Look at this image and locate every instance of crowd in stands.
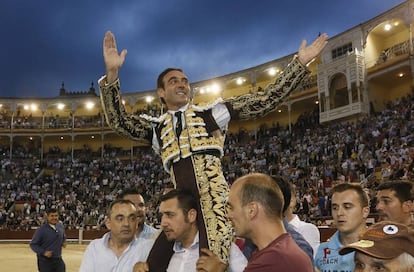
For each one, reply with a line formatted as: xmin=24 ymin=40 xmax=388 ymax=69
xmin=1 ymin=91 xmax=414 ymax=231
xmin=0 ymin=111 xmax=103 ymax=129
xmin=0 ymin=104 xmax=163 ymax=130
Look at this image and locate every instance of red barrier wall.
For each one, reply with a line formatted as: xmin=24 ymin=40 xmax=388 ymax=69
xmin=0 ymin=229 xmax=108 ymax=240
xmin=0 ymin=228 xmax=336 ymax=242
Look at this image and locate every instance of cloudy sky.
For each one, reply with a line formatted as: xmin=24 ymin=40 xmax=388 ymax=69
xmin=0 ymin=0 xmax=405 ymax=98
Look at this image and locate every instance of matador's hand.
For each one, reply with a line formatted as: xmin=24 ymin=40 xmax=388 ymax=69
xmin=103 ymin=31 xmax=128 ymax=83
xmin=298 ymin=33 xmax=328 ymax=66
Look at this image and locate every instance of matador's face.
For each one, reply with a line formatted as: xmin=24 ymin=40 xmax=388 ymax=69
xmin=157 ymin=70 xmax=190 ymax=111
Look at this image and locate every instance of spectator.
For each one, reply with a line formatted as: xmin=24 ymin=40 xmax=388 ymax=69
xmin=286 ymin=183 xmax=320 ymax=258
xmin=30 ymin=207 xmax=67 ymax=272
xmin=79 ymin=199 xmax=154 ymax=272
xmin=375 ymin=180 xmax=413 ymax=225
xmin=314 ymin=183 xmax=370 ymax=272
xmin=133 ymin=189 xmax=247 ymax=272
xmin=225 ymin=173 xmax=313 ymax=272
xmin=339 ymin=221 xmax=414 ymax=272
xmin=242 ymin=175 xmax=314 ymax=261
xmin=119 ymin=189 xmax=157 ymax=239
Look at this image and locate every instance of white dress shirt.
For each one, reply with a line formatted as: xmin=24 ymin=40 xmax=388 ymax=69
xmin=167 ymin=232 xmax=247 ymax=272
xmin=138 ymin=223 xmax=157 ymax=239
xmin=79 ymin=232 xmax=154 ymax=272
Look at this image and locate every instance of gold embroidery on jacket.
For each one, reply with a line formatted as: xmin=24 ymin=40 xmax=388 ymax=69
xmin=159 ymin=107 xmax=224 ymax=172
xmin=192 ymin=154 xmax=231 ymax=263
xmin=226 ymin=57 xmax=309 ymax=120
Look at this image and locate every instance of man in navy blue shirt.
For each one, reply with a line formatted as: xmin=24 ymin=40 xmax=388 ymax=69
xmin=30 ymin=207 xmax=67 ymax=272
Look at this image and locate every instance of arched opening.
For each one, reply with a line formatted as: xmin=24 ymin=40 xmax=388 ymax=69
xmin=329 ymin=73 xmax=348 ymax=109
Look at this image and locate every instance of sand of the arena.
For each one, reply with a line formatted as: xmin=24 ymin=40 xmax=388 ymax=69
xmin=0 ymin=243 xmax=87 ymax=272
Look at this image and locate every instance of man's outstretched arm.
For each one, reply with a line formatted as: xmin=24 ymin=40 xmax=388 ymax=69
xmin=225 ymin=33 xmax=328 ymax=120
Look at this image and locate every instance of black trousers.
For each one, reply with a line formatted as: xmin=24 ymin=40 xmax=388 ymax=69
xmin=146 ymin=231 xmax=175 ymax=272
xmin=37 ymin=255 xmax=65 ymax=272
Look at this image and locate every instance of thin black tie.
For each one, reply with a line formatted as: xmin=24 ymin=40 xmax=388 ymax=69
xmin=175 ymin=111 xmax=182 ymax=137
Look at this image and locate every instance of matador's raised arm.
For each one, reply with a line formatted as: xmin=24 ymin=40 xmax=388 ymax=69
xmin=225 ymin=32 xmax=328 ymax=120
xmin=99 ymin=78 xmax=153 ymax=144
xmin=224 ymin=57 xmax=309 ymax=120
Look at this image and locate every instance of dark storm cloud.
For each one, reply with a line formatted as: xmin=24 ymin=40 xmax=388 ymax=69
xmin=0 ymin=0 xmax=405 ymax=98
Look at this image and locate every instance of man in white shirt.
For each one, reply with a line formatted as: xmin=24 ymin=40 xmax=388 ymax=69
xmin=119 ymin=189 xmax=157 ymax=239
xmin=79 ymin=199 xmax=154 ymax=272
xmin=285 ymin=184 xmax=320 ymax=257
xmin=133 ymin=189 xmax=247 ymax=272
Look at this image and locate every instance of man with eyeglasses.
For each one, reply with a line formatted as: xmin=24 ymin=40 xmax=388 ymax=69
xmin=79 ymin=199 xmax=154 ymax=272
